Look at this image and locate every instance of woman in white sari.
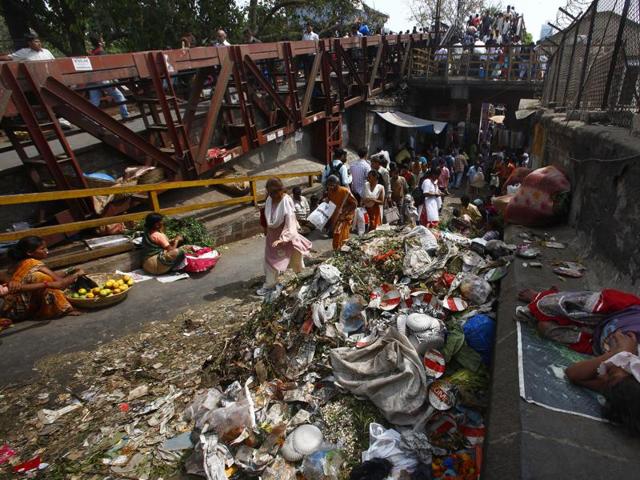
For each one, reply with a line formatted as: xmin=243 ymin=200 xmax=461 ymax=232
xmin=257 ymin=178 xmax=312 ymax=296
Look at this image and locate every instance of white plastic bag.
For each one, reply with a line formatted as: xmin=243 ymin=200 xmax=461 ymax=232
xmin=354 ymin=207 xmax=367 ymax=235
xmin=384 ymin=206 xmax=400 ymax=224
xmin=361 ymin=423 xmax=418 ymax=473
xmin=307 ymin=202 xmax=336 ymax=229
xmin=507 ymin=183 xmax=521 ymax=195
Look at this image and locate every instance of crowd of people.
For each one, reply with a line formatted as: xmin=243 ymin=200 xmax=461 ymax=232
xmin=250 ymin=140 xmax=529 ymax=298
xmin=431 ymin=5 xmax=547 ymax=81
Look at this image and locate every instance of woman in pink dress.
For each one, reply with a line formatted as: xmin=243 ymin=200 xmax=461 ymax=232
xmin=257 ymin=178 xmax=313 ymax=296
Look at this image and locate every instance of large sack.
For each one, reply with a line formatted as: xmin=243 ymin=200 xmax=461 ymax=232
xmin=505 ymin=166 xmax=570 ymax=226
xmin=330 ymin=328 xmax=428 ymax=425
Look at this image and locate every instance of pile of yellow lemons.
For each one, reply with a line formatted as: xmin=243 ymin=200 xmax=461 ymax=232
xmin=72 ymin=275 xmax=134 ymax=299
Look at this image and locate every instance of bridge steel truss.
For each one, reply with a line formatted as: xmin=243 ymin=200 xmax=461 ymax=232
xmin=0 ymin=34 xmax=424 ymax=219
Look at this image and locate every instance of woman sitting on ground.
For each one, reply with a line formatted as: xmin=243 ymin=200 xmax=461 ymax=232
xmin=141 ymin=213 xmax=186 ymax=275
xmin=258 ymin=177 xmax=312 ymax=296
xmin=362 ymin=170 xmax=385 ymax=231
xmin=0 ymin=236 xmax=83 ymax=323
xmin=519 ymin=288 xmax=640 ymax=434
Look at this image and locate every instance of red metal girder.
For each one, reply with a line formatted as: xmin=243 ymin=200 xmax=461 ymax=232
xmin=0 ymin=67 xmax=66 ymax=190
xmin=40 ymin=76 xmax=181 ymax=174
xmin=282 ymin=42 xmax=301 ymax=126
xmin=20 ymin=64 xmax=88 ymax=190
xmin=300 ymin=48 xmax=322 ymax=118
xmin=146 ymin=51 xmax=195 ymax=176
xmin=243 ymin=54 xmax=294 ymax=123
xmin=333 ymin=39 xmax=345 ymax=112
xmin=194 ymin=56 xmax=234 ymax=173
xmin=0 ymin=35 xmax=412 ymax=114
xmin=0 ymin=64 xmax=89 ymax=217
xmin=318 ymin=43 xmax=332 ymax=115
xmin=230 ymin=46 xmax=258 ymax=150
xmin=183 ymin=67 xmax=210 ymax=132
xmin=337 ymin=43 xmax=365 ymax=95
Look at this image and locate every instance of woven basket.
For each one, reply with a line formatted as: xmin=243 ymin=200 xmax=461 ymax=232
xmin=65 ymin=273 xmax=131 ymax=310
xmin=138 ymin=168 xmax=165 ymax=185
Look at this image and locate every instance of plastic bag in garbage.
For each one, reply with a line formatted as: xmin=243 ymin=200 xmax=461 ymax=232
xmin=361 ymin=423 xmax=419 ymax=473
xmin=302 ymin=449 xmax=344 ymax=480
xmin=463 ymin=314 xmax=496 ymax=365
xmin=485 ymin=239 xmax=515 ymax=259
xmin=403 ymin=226 xmax=438 ymax=252
xmin=459 ymin=275 xmax=492 ymax=305
xmin=339 ymin=295 xmax=366 ymax=333
xmin=183 ymin=388 xmax=223 ymax=429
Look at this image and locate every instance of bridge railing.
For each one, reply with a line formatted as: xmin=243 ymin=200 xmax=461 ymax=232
xmin=410 ymin=46 xmax=545 ymax=83
xmin=0 ymin=170 xmax=321 ymax=242
xmin=541 ymin=0 xmax=640 ymax=129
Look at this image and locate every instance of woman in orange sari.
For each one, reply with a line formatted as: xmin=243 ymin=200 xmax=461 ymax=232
xmin=326 ymin=175 xmax=358 ymax=250
xmin=0 ymin=236 xmax=82 ymax=324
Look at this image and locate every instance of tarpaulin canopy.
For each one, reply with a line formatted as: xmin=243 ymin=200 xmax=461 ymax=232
xmin=376 ymin=111 xmax=447 ymax=134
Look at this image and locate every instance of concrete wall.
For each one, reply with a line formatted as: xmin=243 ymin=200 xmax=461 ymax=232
xmin=538 ymin=112 xmax=640 ymax=284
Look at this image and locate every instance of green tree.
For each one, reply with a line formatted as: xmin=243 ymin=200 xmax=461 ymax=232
xmin=1 ymin=0 xmax=89 ymax=55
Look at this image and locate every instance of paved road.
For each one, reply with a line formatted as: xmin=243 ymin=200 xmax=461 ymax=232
xmin=0 ymin=232 xmax=332 ymax=386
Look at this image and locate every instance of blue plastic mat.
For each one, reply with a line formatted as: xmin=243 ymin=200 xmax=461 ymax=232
xmin=517 ymin=321 xmax=606 ymax=421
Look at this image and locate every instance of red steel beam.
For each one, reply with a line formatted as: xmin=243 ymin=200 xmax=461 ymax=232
xmin=41 ymin=76 xmax=181 ymax=174
xmin=193 ymin=56 xmax=234 ymax=171
xmin=243 ymin=54 xmax=294 ymax=123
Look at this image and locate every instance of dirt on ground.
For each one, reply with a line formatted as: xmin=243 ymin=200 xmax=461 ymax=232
xmin=0 ymin=292 xmax=261 ymax=479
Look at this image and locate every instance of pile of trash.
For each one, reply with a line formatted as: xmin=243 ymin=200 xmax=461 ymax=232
xmin=1 ymin=223 xmax=513 ymax=479
xmin=193 ymin=224 xmax=513 ymax=479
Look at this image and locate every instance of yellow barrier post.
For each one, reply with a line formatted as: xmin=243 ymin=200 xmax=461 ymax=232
xmin=149 ymin=191 xmax=161 ymax=212
xmin=250 ymin=180 xmax=258 ymax=206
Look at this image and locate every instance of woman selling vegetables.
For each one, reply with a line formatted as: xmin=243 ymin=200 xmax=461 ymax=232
xmin=141 ymin=213 xmax=186 ymax=275
xmin=0 ymin=236 xmax=83 ymax=323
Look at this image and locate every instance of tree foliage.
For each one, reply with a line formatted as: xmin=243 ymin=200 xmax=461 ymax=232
xmin=0 ymin=0 xmax=371 ymax=55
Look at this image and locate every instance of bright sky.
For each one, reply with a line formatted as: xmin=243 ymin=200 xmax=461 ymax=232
xmin=367 ymin=0 xmax=567 ymax=40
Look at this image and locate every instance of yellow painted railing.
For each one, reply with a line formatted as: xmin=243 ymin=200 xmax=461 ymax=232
xmin=0 ymin=170 xmax=321 ymax=242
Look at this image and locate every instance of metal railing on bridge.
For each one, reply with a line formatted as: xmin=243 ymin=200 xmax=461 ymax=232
xmin=410 ymin=46 xmax=546 ymax=83
xmin=541 ymin=0 xmax=640 ymax=128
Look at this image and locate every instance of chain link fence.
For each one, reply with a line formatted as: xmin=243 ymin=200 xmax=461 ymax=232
xmin=541 ymin=0 xmax=640 ymax=128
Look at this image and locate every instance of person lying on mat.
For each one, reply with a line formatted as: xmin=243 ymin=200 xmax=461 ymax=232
xmin=519 ymin=287 xmax=640 ymax=433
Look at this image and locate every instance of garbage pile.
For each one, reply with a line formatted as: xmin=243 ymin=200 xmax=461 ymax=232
xmin=0 ymin=223 xmax=512 ymax=479
xmin=193 ymin=224 xmax=513 ymax=479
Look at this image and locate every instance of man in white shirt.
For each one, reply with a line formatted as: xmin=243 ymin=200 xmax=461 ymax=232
xmin=349 ymin=147 xmax=371 ymax=201
xmin=213 ymin=29 xmax=231 ymax=47
xmin=1 ymin=33 xmax=73 ymax=129
xmin=321 ymin=148 xmax=351 ymax=188
xmin=1 ymin=33 xmax=55 ymax=62
xmin=302 ymin=23 xmax=320 ymax=41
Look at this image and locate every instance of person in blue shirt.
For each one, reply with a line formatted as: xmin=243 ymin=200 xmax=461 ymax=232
xmin=359 ymin=22 xmax=371 ymax=36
